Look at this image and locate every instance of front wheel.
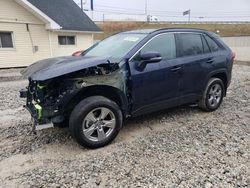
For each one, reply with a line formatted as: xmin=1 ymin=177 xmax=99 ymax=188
xmin=199 ymin=78 xmax=225 ymax=112
xmin=69 ymin=96 xmax=123 ymax=148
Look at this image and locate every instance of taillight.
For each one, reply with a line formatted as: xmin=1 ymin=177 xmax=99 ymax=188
xmin=231 ymin=52 xmax=236 ymax=61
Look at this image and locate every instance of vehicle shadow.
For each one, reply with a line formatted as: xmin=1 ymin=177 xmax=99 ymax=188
xmin=115 ymin=104 xmax=201 ymax=143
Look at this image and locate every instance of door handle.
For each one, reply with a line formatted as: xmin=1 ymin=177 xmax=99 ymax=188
xmin=171 ymin=66 xmax=182 ymax=72
xmin=206 ymin=58 xmax=214 ymax=64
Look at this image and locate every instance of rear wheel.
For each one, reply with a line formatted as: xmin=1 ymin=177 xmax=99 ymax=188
xmin=69 ymin=96 xmax=123 ymax=148
xmin=199 ymin=78 xmax=225 ymax=112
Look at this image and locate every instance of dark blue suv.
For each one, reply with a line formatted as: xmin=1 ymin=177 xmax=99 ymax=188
xmin=21 ymin=28 xmax=234 ymax=148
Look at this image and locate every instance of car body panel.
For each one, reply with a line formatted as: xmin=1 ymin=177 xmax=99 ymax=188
xmin=21 ymin=56 xmax=114 ymax=81
xmin=129 ymin=58 xmax=182 ymax=115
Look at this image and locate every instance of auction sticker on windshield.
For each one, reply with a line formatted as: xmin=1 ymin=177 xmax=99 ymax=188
xmin=124 ymin=37 xmax=140 ymax=42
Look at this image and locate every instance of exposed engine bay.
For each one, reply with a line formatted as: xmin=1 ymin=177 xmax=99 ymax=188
xmin=20 ymin=59 xmax=129 ymax=130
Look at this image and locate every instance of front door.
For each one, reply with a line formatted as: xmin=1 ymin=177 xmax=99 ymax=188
xmin=128 ymin=33 xmax=182 ymax=115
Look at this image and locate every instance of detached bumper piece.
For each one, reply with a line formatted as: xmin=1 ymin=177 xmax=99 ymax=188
xmin=20 ymin=88 xmax=54 ymax=131
xmin=33 ymin=104 xmax=54 ymax=131
xmin=32 ymin=119 xmax=54 ymax=131
xmin=26 ymin=102 xmax=54 ymax=131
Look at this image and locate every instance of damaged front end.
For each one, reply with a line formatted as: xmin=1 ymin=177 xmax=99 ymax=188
xmin=20 ymin=57 xmax=128 ymax=131
xmin=20 ymin=80 xmax=55 ymax=130
xmin=20 ymin=78 xmax=76 ymax=130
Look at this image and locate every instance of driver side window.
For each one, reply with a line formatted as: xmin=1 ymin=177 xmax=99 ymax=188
xmin=135 ymin=33 xmax=176 ymax=61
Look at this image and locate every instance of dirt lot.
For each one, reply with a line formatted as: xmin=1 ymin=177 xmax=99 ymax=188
xmin=0 ymin=64 xmax=249 ymax=187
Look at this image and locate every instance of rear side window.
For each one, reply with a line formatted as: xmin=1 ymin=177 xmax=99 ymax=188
xmin=176 ymin=33 xmax=203 ymax=57
xmin=204 ymin=35 xmax=220 ymax=52
xmin=140 ymin=33 xmax=176 ymax=60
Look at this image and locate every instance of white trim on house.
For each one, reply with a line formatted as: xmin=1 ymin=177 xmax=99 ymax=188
xmin=51 ymin=29 xmax=103 ymax=34
xmin=92 ymin=34 xmax=94 ymax=45
xmin=48 ymin=31 xmax=53 ymax=57
xmin=15 ymin=0 xmax=62 ymax=30
xmin=0 ymin=18 xmax=44 ymax=25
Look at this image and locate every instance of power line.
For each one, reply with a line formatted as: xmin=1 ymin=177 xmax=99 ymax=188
xmin=94 ymin=9 xmax=145 ymax=15
xmin=95 ymin=4 xmax=145 ymax=12
xmin=75 ymin=0 xmax=250 ymax=20
xmin=94 ymin=8 xmax=250 ymax=18
xmin=95 ymin=7 xmax=250 ymax=18
xmin=85 ymin=2 xmax=250 ymax=15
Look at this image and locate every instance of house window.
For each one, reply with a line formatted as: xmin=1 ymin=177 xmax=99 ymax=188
xmin=58 ymin=36 xmax=76 ymax=45
xmin=0 ymin=32 xmax=14 ymax=48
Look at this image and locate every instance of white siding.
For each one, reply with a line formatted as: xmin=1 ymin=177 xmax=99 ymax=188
xmin=0 ymin=0 xmax=43 ymax=24
xmin=0 ymin=23 xmax=51 ymax=67
xmin=29 ymin=25 xmax=51 ymax=63
xmin=0 ymin=0 xmax=94 ymax=68
xmin=0 ymin=0 xmax=50 ymax=67
xmin=50 ymin=31 xmax=93 ymax=57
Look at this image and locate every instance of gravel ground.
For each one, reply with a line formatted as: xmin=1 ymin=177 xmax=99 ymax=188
xmin=0 ymin=64 xmax=249 ymax=187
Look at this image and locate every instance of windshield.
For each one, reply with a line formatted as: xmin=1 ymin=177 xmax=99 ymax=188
xmin=83 ymin=33 xmax=147 ymax=60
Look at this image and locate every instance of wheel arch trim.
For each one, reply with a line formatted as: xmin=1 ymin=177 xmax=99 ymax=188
xmin=206 ymin=69 xmax=228 ymax=96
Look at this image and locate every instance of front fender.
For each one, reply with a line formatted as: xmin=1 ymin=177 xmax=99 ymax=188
xmin=60 ymin=85 xmax=129 ymax=118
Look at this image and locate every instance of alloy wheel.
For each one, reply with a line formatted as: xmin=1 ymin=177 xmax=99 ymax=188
xmin=82 ymin=107 xmax=116 ymax=142
xmin=208 ymin=83 xmax=222 ymax=107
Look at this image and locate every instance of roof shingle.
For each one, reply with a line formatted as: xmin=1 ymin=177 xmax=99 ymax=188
xmin=27 ymin=0 xmax=101 ymax=32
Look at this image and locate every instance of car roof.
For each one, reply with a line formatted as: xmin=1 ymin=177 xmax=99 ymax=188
xmin=122 ymin=28 xmax=211 ymax=35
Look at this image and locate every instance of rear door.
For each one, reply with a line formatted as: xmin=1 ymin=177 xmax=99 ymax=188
xmin=175 ymin=33 xmax=215 ymax=102
xmin=204 ymin=34 xmax=229 ymax=72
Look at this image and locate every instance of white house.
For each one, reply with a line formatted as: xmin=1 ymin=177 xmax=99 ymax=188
xmin=0 ymin=0 xmax=101 ymax=68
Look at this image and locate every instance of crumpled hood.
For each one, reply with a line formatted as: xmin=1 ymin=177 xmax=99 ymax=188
xmin=21 ymin=56 xmax=112 ymax=81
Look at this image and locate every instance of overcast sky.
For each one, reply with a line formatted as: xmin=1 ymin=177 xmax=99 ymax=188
xmin=74 ymin=0 xmax=250 ymax=22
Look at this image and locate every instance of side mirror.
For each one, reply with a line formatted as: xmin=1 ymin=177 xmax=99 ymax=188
xmin=137 ymin=51 xmax=162 ymax=70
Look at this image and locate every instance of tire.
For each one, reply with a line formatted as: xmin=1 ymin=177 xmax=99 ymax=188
xmin=199 ymin=78 xmax=225 ymax=112
xmin=69 ymin=96 xmax=123 ymax=148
